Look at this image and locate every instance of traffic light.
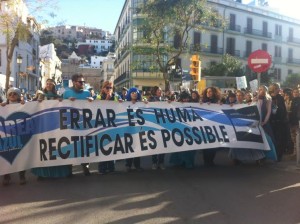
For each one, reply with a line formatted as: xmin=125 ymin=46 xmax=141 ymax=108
xmin=190 ymin=54 xmax=201 ymax=82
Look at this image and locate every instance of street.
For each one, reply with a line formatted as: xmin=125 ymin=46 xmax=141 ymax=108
xmin=1 ymin=150 xmax=300 ymax=224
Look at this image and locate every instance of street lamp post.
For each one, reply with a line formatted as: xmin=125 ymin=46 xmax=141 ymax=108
xmin=16 ymin=54 xmax=23 ymax=88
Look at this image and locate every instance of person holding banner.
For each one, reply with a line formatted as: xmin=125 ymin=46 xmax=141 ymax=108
xmin=63 ymin=74 xmax=94 ymax=176
xmin=257 ymin=85 xmax=277 ymax=162
xmin=149 ymin=86 xmax=166 ymax=170
xmin=31 ymin=79 xmax=72 ymax=180
xmin=201 ymin=87 xmax=222 ymax=167
xmin=191 ymin=90 xmax=201 ymax=103
xmin=169 ymin=90 xmax=196 ymax=169
xmin=228 ymin=89 xmax=266 ymax=165
xmin=244 ymin=91 xmax=253 ymax=104
xmin=1 ymin=87 xmax=26 ymax=185
xmin=97 ymin=81 xmax=120 ymax=174
xmin=124 ymin=87 xmax=144 ymax=172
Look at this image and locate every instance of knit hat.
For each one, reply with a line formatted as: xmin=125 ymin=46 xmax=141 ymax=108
xmin=7 ymin=87 xmax=21 ymax=97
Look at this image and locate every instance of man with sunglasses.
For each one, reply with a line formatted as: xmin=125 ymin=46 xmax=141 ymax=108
xmin=63 ymin=74 xmax=92 ymax=101
xmin=63 ymin=74 xmax=93 ymax=176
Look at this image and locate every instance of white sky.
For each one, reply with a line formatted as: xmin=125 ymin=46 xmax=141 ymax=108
xmin=244 ymin=0 xmax=300 ymax=19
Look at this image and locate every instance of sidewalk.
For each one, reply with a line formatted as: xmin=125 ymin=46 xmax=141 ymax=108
xmin=270 ymin=154 xmax=300 ymax=173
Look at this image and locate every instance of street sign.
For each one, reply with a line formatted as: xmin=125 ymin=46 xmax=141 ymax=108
xmin=247 ymin=50 xmax=272 ymax=73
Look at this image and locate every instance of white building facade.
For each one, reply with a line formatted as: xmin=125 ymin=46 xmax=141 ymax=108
xmin=76 ymin=39 xmax=113 ymax=54
xmin=39 ymin=43 xmax=62 ymax=88
xmin=113 ymin=0 xmax=300 ymax=91
xmin=0 ymin=0 xmax=40 ymax=93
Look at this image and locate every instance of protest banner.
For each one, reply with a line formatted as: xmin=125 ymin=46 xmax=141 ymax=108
xmin=0 ymin=100 xmax=269 ymax=175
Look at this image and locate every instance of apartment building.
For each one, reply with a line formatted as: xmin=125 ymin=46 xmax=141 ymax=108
xmin=48 ymin=25 xmax=112 ymax=42
xmin=100 ymin=52 xmax=116 ymax=84
xmin=0 ymin=0 xmax=40 ymax=93
xmin=76 ymin=39 xmax=113 ymax=54
xmin=61 ymin=51 xmax=103 ymax=91
xmin=39 ymin=43 xmax=62 ymax=88
xmin=113 ymin=0 xmax=300 ymax=91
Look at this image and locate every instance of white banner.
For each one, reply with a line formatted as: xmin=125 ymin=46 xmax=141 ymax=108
xmin=0 ymin=100 xmax=269 ymax=175
xmin=236 ymin=76 xmax=247 ymax=89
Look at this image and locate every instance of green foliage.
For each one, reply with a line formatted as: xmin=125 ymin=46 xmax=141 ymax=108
xmin=203 ymin=54 xmax=245 ymax=77
xmin=283 ymin=73 xmax=300 ymax=88
xmin=136 ymin=0 xmax=223 ymax=91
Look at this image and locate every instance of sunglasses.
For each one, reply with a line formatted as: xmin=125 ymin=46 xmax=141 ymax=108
xmin=9 ymin=92 xmax=17 ymax=96
xmin=106 ymin=86 xmax=113 ymax=90
xmin=76 ymin=81 xmax=85 ymax=84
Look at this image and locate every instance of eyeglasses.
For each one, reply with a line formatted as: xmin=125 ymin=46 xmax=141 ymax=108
xmin=106 ymin=86 xmax=113 ymax=90
xmin=76 ymin=81 xmax=85 ymax=84
xmin=9 ymin=92 xmax=17 ymax=96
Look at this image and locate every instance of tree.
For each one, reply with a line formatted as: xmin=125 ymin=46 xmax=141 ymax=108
xmin=283 ymin=73 xmax=300 ymax=88
xmin=134 ymin=0 xmax=223 ymax=91
xmin=203 ymin=54 xmax=245 ymax=77
xmin=0 ymin=0 xmax=57 ymax=92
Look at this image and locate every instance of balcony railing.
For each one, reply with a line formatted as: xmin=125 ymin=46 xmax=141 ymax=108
xmin=244 ymin=28 xmax=272 ymax=38
xmin=225 ymin=50 xmax=241 ymax=57
xmin=228 ymin=24 xmax=241 ymax=32
xmin=114 ymin=71 xmax=129 ymax=84
xmin=287 ymin=57 xmax=300 ymax=65
xmin=131 ymin=71 xmax=163 ymax=79
xmin=287 ymin=36 xmax=300 ymax=44
xmin=190 ymin=44 xmax=223 ymax=55
xmin=273 ymin=57 xmax=282 ymax=63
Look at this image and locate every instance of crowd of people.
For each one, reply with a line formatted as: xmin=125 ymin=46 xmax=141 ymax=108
xmin=1 ymin=73 xmax=300 ymax=186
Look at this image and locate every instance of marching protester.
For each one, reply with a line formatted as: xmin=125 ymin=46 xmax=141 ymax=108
xmin=124 ymin=87 xmax=144 ymax=172
xmin=283 ymin=88 xmax=294 ymax=154
xmin=169 ymin=90 xmax=196 ymax=169
xmin=244 ymin=91 xmax=253 ymax=104
xmin=257 ymin=85 xmax=277 ymax=162
xmin=190 ymin=90 xmax=201 ymax=103
xmin=289 ymin=88 xmax=300 ymax=156
xmin=200 ymin=86 xmax=222 ymax=167
xmin=63 ymin=74 xmax=94 ymax=176
xmin=97 ymin=80 xmax=120 ymax=175
xmin=228 ymin=88 xmax=267 ymax=165
xmin=1 ymin=87 xmax=26 ymax=185
xmin=148 ymin=86 xmax=166 ymax=170
xmin=120 ymin=87 xmax=128 ymax=101
xmin=236 ymin=90 xmax=245 ymax=104
xmin=31 ymin=79 xmax=72 ymax=180
xmin=268 ymin=83 xmax=287 ymax=161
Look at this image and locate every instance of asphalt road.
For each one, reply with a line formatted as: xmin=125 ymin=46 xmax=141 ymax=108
xmin=1 ymin=150 xmax=300 ymax=224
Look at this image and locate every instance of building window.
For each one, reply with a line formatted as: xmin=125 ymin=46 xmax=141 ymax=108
xmin=274 ymin=68 xmax=281 ymax=81
xmin=289 ymin=27 xmax=294 ymax=40
xmin=288 ymin=48 xmax=293 ymax=60
xmin=246 ymin=40 xmax=252 ymax=57
xmin=226 ymin=37 xmax=235 ymax=56
xmin=288 ymin=69 xmax=293 ymax=74
xmin=247 ymin=18 xmax=252 ymax=34
xmin=262 ymin=21 xmax=268 ymax=37
xmin=275 ymin=46 xmax=281 ymax=57
xmin=211 ymin=35 xmax=218 ymax=53
xmin=262 ymin=43 xmax=267 ymax=51
xmin=275 ymin=24 xmax=282 ymax=36
xmin=229 ymin=14 xmax=236 ymax=30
